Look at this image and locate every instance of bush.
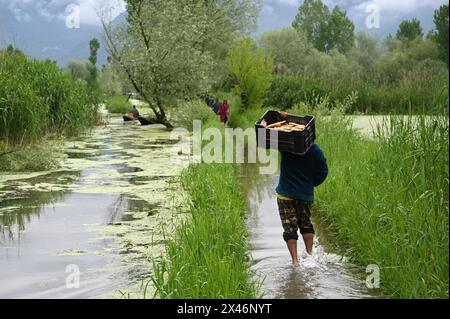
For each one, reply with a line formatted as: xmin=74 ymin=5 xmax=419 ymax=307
xmin=228 ymin=37 xmax=273 ymax=109
xmin=0 ymin=141 xmax=64 ymax=172
xmin=171 ymin=99 xmax=217 ymax=130
xmin=0 ymin=50 xmax=98 ymax=145
xmin=152 ymin=163 xmax=259 ymax=298
xmin=316 ymin=113 xmax=449 ymax=298
xmin=265 ymin=73 xmax=449 ymax=114
xmin=104 ymin=95 xmax=131 ymax=114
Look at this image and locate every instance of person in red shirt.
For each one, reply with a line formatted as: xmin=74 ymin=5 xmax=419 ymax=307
xmin=218 ymin=100 xmax=230 ymax=125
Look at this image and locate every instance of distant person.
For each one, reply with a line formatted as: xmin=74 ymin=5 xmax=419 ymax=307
xmin=208 ymin=97 xmax=216 ymax=109
xmin=218 ymin=100 xmax=230 ymax=125
xmin=213 ymin=101 xmax=221 ymax=115
xmin=276 ymin=112 xmax=328 ymax=266
xmin=130 ymin=105 xmax=140 ymax=118
xmin=205 ymin=95 xmax=210 ymax=106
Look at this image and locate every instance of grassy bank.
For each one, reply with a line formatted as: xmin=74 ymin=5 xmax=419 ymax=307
xmin=152 ymin=163 xmax=259 ymax=298
xmin=0 ymin=50 xmax=99 ymax=172
xmin=227 ymin=99 xmax=448 ymax=298
xmin=104 ymin=95 xmax=132 ymax=114
xmin=315 ymin=114 xmax=449 ymax=298
xmin=0 ymin=50 xmax=98 ymax=145
xmin=220 ymin=85 xmax=449 ymax=298
xmin=150 ymin=93 xmax=448 ymax=298
xmin=0 ymin=141 xmax=64 ymax=172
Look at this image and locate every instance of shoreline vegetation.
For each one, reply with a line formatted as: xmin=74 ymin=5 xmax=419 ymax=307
xmin=316 ymin=112 xmax=448 ymax=298
xmin=1 ymin=0 xmax=448 ymax=300
xmin=150 ymin=94 xmax=448 ymax=299
xmin=104 ymin=95 xmax=132 ymax=115
xmin=0 ymin=49 xmax=99 ymax=172
xmin=152 ymin=163 xmax=260 ymax=299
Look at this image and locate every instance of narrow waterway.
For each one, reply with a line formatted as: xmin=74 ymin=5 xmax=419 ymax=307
xmin=0 ymin=115 xmax=402 ymax=299
xmin=0 ymin=116 xmax=187 ymax=298
xmin=239 ymin=114 xmax=412 ymax=298
xmin=240 ymin=166 xmax=374 ymax=299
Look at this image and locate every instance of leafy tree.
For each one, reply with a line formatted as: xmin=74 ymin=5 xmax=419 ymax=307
xmin=292 ymin=0 xmax=329 ymax=52
xmin=89 ymin=38 xmax=100 ymax=66
xmin=228 ymin=37 xmax=273 ymax=109
xmin=258 ymin=28 xmax=312 ymax=75
xmin=347 ymin=32 xmax=381 ymax=79
xmin=433 ymin=4 xmax=449 ymax=67
xmin=102 ymin=0 xmax=261 ymax=127
xmin=328 ymin=6 xmax=355 ymax=53
xmin=396 ymin=18 xmax=423 ymax=41
xmin=292 ymin=0 xmax=354 ymax=53
xmin=97 ymin=66 xmax=123 ymax=97
xmin=65 ymin=60 xmax=91 ymax=83
xmin=380 ymin=36 xmax=443 ymax=84
xmin=88 ymin=38 xmax=100 ymax=85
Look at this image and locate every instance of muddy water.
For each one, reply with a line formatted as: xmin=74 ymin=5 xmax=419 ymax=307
xmin=240 ymin=166 xmax=374 ymax=299
xmin=0 ymin=116 xmax=187 ymax=298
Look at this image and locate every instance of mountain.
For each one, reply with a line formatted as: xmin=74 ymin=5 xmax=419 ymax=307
xmin=0 ymin=8 xmax=115 ymax=67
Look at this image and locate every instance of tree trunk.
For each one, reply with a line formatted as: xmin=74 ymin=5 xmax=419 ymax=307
xmin=155 ymin=99 xmax=173 ymax=129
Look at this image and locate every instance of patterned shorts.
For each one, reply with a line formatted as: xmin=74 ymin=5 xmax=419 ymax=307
xmin=277 ymin=197 xmax=315 ymax=241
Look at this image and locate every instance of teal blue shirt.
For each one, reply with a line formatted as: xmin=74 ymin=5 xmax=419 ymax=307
xmin=276 ymin=144 xmax=329 ymax=202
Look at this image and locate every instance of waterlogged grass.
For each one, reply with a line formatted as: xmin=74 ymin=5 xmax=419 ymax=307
xmin=105 ymin=96 xmax=131 ymax=114
xmin=0 ymin=140 xmax=64 ymax=172
xmin=0 ymin=51 xmax=98 ymax=145
xmin=149 ymin=93 xmax=447 ymax=298
xmin=315 ymin=115 xmax=449 ymax=298
xmin=152 ymin=163 xmax=260 ymax=299
xmin=223 ymin=99 xmax=448 ymax=298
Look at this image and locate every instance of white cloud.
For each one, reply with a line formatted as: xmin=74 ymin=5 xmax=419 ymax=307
xmin=77 ymin=0 xmax=126 ymax=25
xmin=2 ymin=0 xmax=33 ymax=22
xmin=269 ymin=0 xmax=301 ymax=7
xmin=266 ymin=0 xmax=446 ymax=12
xmin=354 ymin=0 xmax=445 ymax=14
xmin=0 ymin=0 xmax=126 ymax=25
xmin=263 ymin=4 xmax=275 ymax=14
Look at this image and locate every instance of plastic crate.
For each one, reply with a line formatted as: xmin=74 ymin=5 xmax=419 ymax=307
xmin=255 ymin=110 xmax=316 ymax=155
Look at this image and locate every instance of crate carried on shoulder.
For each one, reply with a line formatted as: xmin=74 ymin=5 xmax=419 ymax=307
xmin=255 ymin=110 xmax=316 ymax=155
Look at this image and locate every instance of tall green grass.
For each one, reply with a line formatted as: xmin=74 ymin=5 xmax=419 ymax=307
xmin=0 ymin=141 xmax=64 ymax=172
xmin=265 ymin=74 xmax=449 ymax=114
xmin=151 ymin=92 xmax=448 ymax=298
xmin=223 ymin=94 xmax=448 ymax=298
xmin=316 ymin=114 xmax=449 ymax=298
xmin=0 ymin=51 xmax=98 ymax=145
xmin=104 ymin=95 xmax=131 ymax=114
xmin=152 ymin=164 xmax=259 ymax=298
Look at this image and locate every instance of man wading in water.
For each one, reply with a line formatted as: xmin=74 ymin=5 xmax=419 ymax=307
xmin=276 ymin=112 xmax=329 ymax=266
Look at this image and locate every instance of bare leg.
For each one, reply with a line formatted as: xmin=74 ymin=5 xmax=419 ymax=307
xmin=286 ymin=240 xmax=298 ymax=265
xmin=302 ymin=233 xmax=314 ymax=256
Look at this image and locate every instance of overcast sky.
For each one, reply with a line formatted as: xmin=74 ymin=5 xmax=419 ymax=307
xmin=259 ymin=0 xmax=448 ymax=36
xmin=0 ymin=0 xmax=448 ymax=64
xmin=1 ymin=0 xmax=448 ymax=34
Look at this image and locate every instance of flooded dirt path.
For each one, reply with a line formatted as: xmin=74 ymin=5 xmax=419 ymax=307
xmin=240 ymin=166 xmax=374 ymax=299
xmin=0 ymin=116 xmax=186 ymax=298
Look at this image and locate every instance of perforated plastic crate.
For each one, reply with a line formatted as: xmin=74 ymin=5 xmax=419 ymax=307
xmin=255 ymin=110 xmax=316 ymax=155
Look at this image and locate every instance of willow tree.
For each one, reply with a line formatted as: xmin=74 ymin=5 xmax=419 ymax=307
xmin=101 ymin=0 xmax=261 ymax=128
